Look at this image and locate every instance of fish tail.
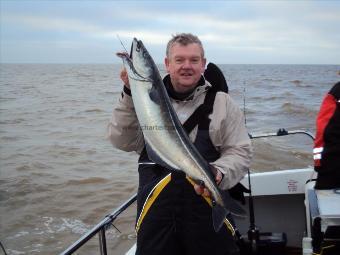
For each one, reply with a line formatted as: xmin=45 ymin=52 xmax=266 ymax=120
xmin=221 ymin=190 xmax=246 ymax=217
xmin=212 ymin=201 xmax=227 ymax=232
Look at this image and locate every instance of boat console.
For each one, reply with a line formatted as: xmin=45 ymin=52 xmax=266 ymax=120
xmin=304 ymin=181 xmax=340 ymax=255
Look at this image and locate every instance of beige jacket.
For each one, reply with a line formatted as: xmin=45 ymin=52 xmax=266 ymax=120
xmin=108 ymin=80 xmax=252 ymax=190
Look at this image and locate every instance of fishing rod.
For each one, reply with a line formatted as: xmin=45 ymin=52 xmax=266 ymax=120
xmin=116 ymin=34 xmax=129 ymax=55
xmin=242 ymin=81 xmax=259 ymax=253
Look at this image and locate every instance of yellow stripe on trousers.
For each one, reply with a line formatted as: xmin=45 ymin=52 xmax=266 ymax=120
xmin=135 ymin=173 xmax=171 ymax=233
xmin=135 ymin=173 xmax=235 ymax=236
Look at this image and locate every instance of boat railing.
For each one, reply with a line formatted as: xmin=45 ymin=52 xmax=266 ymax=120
xmin=60 ymin=193 xmax=137 ymax=255
xmin=249 ymin=128 xmax=315 ymax=141
xmin=60 ymin=128 xmax=314 ymax=254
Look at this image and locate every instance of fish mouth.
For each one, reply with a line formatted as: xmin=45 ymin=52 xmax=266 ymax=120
xmin=131 ymin=38 xmax=144 ymax=58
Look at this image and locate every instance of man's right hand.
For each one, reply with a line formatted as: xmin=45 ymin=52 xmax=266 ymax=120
xmin=116 ymin=52 xmax=130 ymax=88
xmin=120 ymin=68 xmax=130 ymax=88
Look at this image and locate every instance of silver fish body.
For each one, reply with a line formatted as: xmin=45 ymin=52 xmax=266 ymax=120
xmin=118 ymin=38 xmax=245 ymax=231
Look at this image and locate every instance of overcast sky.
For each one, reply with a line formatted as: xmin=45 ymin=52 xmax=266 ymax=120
xmin=1 ymin=0 xmax=340 ymax=64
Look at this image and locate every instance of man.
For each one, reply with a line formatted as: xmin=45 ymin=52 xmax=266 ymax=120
xmin=108 ymin=33 xmax=252 ymax=255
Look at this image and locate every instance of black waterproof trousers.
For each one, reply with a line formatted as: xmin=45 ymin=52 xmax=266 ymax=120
xmin=135 ymin=172 xmax=239 ymax=255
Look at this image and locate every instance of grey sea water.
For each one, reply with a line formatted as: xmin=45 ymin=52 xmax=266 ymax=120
xmin=0 ymin=64 xmax=339 ymax=254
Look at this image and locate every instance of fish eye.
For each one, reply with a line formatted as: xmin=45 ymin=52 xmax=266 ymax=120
xmin=136 ymin=41 xmax=142 ymax=52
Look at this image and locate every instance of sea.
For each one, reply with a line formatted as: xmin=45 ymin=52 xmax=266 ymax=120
xmin=0 ymin=63 xmax=339 ymax=254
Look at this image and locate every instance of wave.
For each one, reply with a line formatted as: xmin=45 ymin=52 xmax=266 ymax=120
xmin=84 ymin=108 xmax=103 ymax=113
xmin=0 ymin=118 xmax=26 ymax=125
xmin=296 ymin=84 xmax=313 ymax=88
xmin=262 ymin=96 xmax=281 ymax=101
xmin=66 ymin=177 xmax=109 ymax=185
xmin=16 ymin=165 xmax=31 ymax=171
xmin=0 ymin=96 xmax=16 ymax=101
xmin=1 ymin=136 xmax=24 ymax=142
xmin=104 ymin=91 xmax=120 ymax=95
xmin=281 ymin=102 xmax=317 ymax=117
xmin=289 ymin=80 xmax=313 ymax=88
xmin=43 ymin=216 xmax=90 ymax=235
xmin=261 ymin=78 xmax=282 ymax=82
xmin=250 ymin=140 xmax=313 ymax=171
xmin=16 ymin=162 xmax=52 ymax=171
xmin=75 ymin=73 xmax=93 ymax=78
xmin=290 ymin=80 xmax=302 ymax=85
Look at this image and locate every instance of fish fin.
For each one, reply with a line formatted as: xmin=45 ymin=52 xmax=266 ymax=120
xmin=145 ymin=143 xmax=180 ymax=172
xmin=221 ymin=190 xmax=247 ymax=218
xmin=149 ymin=85 xmax=161 ymax=105
xmin=212 ymin=202 xmax=227 ymax=232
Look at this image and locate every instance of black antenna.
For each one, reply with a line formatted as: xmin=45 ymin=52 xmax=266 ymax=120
xmin=243 ymin=82 xmax=247 ymax=126
xmin=244 ymin=80 xmax=259 ymax=253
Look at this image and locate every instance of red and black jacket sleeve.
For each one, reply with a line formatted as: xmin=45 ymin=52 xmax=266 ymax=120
xmin=314 ymin=82 xmax=340 ymax=189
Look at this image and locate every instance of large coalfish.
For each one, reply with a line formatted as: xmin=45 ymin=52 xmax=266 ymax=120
xmin=117 ymin=38 xmax=245 ymax=231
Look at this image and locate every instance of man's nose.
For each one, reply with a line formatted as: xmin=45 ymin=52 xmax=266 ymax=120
xmin=182 ymin=60 xmax=192 ymax=69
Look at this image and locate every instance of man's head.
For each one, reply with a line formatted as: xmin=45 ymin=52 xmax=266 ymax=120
xmin=165 ymin=33 xmax=206 ymax=93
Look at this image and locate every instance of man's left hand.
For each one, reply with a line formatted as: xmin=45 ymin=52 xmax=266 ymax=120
xmin=193 ymin=165 xmax=223 ymax=197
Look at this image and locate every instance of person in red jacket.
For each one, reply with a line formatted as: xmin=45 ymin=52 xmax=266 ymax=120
xmin=314 ymin=82 xmax=340 ymax=189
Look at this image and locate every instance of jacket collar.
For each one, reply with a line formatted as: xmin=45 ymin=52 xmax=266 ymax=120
xmin=163 ymin=74 xmax=211 ymax=101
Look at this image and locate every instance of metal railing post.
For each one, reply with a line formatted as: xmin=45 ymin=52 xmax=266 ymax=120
xmin=99 ymin=228 xmax=107 ymax=255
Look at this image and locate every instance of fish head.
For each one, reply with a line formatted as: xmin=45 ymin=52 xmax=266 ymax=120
xmin=130 ymin=38 xmax=157 ymax=81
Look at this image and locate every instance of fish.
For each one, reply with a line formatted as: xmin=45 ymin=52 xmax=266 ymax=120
xmin=117 ymin=38 xmax=246 ymax=232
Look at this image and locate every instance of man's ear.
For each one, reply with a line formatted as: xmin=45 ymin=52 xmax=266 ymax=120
xmin=165 ymin=57 xmax=170 ymax=72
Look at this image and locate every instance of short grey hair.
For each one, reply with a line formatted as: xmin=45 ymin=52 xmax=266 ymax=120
xmin=166 ymin=33 xmax=205 ymax=58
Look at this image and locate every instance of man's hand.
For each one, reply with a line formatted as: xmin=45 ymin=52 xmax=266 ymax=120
xmin=116 ymin=52 xmax=130 ymax=88
xmin=194 ymin=165 xmax=223 ymax=197
xmin=120 ymin=68 xmax=130 ymax=88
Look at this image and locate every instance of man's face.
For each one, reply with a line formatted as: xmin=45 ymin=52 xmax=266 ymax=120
xmin=165 ymin=43 xmax=206 ymax=93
